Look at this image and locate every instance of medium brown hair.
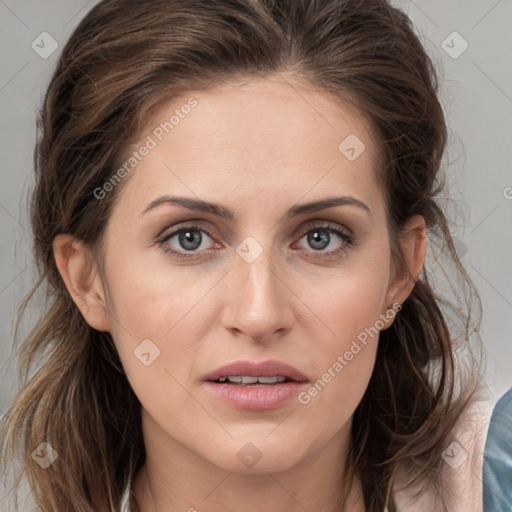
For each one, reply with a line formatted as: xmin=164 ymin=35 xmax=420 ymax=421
xmin=1 ymin=0 xmax=482 ymax=510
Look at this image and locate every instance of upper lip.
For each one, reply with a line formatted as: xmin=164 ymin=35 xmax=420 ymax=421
xmin=203 ymin=359 xmax=309 ymax=382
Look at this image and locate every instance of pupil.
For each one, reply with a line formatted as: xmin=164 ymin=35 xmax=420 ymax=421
xmin=308 ymin=230 xmax=329 ymax=250
xmin=179 ymin=230 xmax=201 ymax=250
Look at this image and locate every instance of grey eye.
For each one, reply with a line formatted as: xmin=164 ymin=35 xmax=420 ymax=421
xmin=306 ymin=230 xmax=331 ymax=250
xmin=178 ymin=229 xmax=203 ymax=250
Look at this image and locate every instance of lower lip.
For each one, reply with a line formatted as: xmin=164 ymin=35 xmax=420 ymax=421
xmin=203 ymin=381 xmax=308 ymax=410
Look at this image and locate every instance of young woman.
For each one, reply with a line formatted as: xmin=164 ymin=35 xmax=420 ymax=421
xmin=0 ymin=0 xmax=490 ymax=511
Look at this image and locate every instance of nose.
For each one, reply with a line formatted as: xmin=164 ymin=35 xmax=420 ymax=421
xmin=220 ymin=241 xmax=295 ymax=344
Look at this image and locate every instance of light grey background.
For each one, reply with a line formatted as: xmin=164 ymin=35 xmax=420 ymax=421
xmin=0 ymin=0 xmax=511 ymax=438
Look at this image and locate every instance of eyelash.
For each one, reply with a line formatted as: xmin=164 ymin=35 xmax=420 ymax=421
xmin=156 ymin=222 xmax=355 ymax=260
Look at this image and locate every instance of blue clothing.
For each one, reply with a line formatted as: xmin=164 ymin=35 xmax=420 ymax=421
xmin=483 ymin=387 xmax=512 ymax=511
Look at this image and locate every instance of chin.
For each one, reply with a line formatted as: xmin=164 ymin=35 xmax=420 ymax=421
xmin=201 ymin=435 xmax=310 ymax=474
xmin=222 ymin=451 xmax=301 ymax=475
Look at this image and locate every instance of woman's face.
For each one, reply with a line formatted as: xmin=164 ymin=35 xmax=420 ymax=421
xmin=62 ymin=76 xmax=421 ymax=475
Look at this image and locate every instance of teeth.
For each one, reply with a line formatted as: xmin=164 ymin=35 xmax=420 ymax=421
xmin=257 ymin=376 xmax=286 ymax=383
xmin=241 ymin=376 xmax=259 ymax=384
xmin=218 ymin=376 xmax=288 ymax=384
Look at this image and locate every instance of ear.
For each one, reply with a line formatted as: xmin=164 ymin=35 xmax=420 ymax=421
xmin=380 ymin=214 xmax=426 ymax=330
xmin=53 ymin=234 xmax=111 ymax=332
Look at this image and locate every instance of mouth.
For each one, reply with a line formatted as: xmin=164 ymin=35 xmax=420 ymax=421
xmin=202 ymin=359 xmax=309 ymax=410
xmin=203 ymin=359 xmax=309 ymax=384
xmin=213 ymin=375 xmax=292 ymax=385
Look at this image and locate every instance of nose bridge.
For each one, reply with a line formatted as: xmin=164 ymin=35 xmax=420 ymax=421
xmin=222 ymin=235 xmax=292 ymax=340
xmin=240 ymin=240 xmax=279 ymax=305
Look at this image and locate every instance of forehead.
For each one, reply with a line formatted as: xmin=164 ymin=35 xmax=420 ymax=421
xmin=115 ymin=75 xmax=384 ymax=214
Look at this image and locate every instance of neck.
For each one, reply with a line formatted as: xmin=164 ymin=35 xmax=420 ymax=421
xmin=132 ymin=410 xmax=365 ymax=512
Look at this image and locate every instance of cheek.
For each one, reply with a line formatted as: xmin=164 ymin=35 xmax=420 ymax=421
xmin=104 ymin=248 xmax=214 ymax=336
xmin=103 ymin=263 xmax=210 ymax=427
xmin=296 ymin=266 xmax=389 ymax=416
xmin=303 ymin=262 xmax=390 ymax=344
xmin=299 ymin=320 xmax=379 ymax=440
xmin=102 ymin=251 xmax=220 ymax=388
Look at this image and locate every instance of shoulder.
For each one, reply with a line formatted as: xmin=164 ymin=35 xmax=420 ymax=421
xmin=393 ymin=389 xmax=494 ymax=512
xmin=483 ymin=387 xmax=512 ymax=511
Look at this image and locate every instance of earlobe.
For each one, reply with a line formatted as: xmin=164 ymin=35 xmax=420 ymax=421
xmin=381 ymin=215 xmax=426 ymax=329
xmin=53 ymin=234 xmax=111 ymax=332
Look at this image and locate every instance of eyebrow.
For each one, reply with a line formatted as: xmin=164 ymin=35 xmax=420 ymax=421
xmin=140 ymin=195 xmax=371 ymax=219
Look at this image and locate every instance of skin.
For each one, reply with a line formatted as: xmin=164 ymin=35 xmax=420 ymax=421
xmin=54 ymin=75 xmax=426 ymax=512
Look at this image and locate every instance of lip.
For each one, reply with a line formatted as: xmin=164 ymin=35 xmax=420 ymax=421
xmin=202 ymin=359 xmax=309 ymax=383
xmin=202 ymin=359 xmax=309 ymax=411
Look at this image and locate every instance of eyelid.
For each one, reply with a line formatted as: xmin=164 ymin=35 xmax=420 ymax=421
xmin=291 ymin=221 xmax=354 ymax=254
xmin=294 ymin=218 xmax=354 ymax=238
xmin=155 ymin=222 xmax=220 ymax=260
xmin=156 ymin=217 xmax=352 ymax=240
xmin=156 ymin=221 xmax=220 ymax=249
xmin=155 ymin=218 xmax=217 ymax=240
xmin=155 ymin=218 xmax=355 ymax=259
